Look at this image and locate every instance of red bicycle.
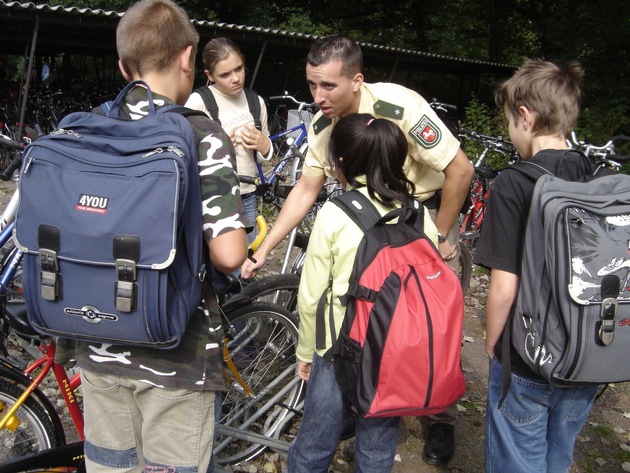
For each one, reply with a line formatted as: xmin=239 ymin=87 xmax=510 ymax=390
xmin=458 ymin=129 xmax=518 ymax=253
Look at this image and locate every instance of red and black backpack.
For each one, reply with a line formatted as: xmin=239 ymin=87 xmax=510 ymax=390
xmin=316 ymin=190 xmax=466 ymax=417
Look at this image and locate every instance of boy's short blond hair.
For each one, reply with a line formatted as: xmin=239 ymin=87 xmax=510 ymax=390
xmin=495 ymin=59 xmax=584 ymax=138
xmin=117 ymin=0 xmax=199 ymax=77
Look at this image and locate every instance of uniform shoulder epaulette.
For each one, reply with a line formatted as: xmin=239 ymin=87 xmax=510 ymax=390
xmin=312 ymin=115 xmax=332 ymax=135
xmin=373 ymin=100 xmax=404 ymax=120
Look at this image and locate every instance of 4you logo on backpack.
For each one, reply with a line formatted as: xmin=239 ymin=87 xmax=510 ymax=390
xmin=317 ymin=190 xmax=466 ymax=418
xmin=76 ymin=194 xmax=109 ymax=214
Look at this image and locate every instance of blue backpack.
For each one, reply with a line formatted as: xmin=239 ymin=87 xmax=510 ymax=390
xmin=14 ymin=81 xmax=207 ymax=348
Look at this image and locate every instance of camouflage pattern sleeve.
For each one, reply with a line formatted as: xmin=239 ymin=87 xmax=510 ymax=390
xmin=187 ymin=114 xmax=253 ymax=243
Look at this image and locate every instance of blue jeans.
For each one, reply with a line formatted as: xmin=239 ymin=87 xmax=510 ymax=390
xmin=287 ymin=354 xmax=400 ymax=473
xmin=242 ymin=192 xmax=257 ymax=245
xmin=485 ymin=357 xmax=597 ymax=473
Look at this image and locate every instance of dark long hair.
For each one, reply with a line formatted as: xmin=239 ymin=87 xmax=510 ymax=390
xmin=329 ymin=113 xmax=415 ymax=208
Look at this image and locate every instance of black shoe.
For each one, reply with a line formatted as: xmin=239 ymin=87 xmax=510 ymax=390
xmin=422 ymin=423 xmax=454 ymax=466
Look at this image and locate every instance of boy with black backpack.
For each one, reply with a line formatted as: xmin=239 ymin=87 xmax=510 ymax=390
xmin=71 ymin=2 xmax=249 ymax=472
xmin=474 ymin=59 xmax=598 ymax=472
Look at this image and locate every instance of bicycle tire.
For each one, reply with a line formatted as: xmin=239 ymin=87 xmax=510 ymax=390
xmin=0 ymin=441 xmax=85 ymax=473
xmin=233 ymin=273 xmax=300 ymax=314
xmin=215 ymin=302 xmax=304 ymax=465
xmin=457 ymin=243 xmax=472 ymax=297
xmin=0 ymin=375 xmax=65 ymax=463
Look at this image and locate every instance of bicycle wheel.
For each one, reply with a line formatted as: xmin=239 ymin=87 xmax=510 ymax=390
xmin=215 ymin=302 xmax=304 ymax=465
xmin=457 ymin=243 xmax=472 ymax=297
xmin=238 ymin=273 xmax=300 ymax=313
xmin=0 ymin=375 xmax=65 ymax=463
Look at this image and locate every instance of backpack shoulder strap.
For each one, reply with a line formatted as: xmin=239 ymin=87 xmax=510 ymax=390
xmin=315 ymin=190 xmax=381 ymax=352
xmin=330 ymin=189 xmax=383 ymax=232
xmin=498 ymin=160 xmax=553 ymax=407
xmin=244 ymin=88 xmax=262 ymax=131
xmin=160 ymin=105 xmax=209 ymax=121
xmin=506 ymin=160 xmax=554 ymax=181
xmin=194 ymin=86 xmax=221 ymax=125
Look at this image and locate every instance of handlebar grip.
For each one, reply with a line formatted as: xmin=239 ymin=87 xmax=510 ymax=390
xmin=610 ymin=154 xmax=630 ymax=164
xmin=238 ymin=175 xmax=259 ymax=185
xmin=269 ymin=96 xmax=286 ymax=101
xmin=611 ymin=135 xmax=630 ymax=144
xmin=0 ymin=135 xmax=21 ymax=150
xmin=1 ymin=155 xmax=22 ymax=181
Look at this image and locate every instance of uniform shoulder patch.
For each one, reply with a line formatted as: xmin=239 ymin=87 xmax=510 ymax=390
xmin=373 ymin=100 xmax=404 ymax=120
xmin=409 ymin=115 xmax=442 ymax=149
xmin=312 ymin=115 xmax=332 ymax=135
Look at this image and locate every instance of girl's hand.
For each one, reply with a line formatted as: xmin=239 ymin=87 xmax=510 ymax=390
xmin=296 ymin=360 xmax=312 ymax=382
xmin=241 ymin=125 xmax=270 ymax=154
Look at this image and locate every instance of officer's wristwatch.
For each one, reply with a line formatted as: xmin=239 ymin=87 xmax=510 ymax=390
xmin=437 ymin=231 xmax=449 ymax=244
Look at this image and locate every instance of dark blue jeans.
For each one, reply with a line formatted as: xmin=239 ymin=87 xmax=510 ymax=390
xmin=287 ymin=354 xmax=400 ymax=473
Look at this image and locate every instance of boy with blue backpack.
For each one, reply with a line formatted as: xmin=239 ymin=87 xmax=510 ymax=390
xmin=474 ymin=59 xmax=598 ymax=472
xmin=71 ymin=1 xmax=249 ymax=472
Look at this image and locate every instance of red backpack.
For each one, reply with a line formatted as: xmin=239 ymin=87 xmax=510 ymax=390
xmin=316 ymin=190 xmax=465 ymax=417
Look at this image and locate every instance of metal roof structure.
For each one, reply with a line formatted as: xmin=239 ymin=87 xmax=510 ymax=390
xmin=0 ymin=0 xmax=516 ymax=142
xmin=0 ymin=0 xmax=515 ymax=82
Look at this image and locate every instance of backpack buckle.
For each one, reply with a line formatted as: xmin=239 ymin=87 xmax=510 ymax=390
xmin=39 ymin=248 xmax=59 ymax=301
xmin=115 ymin=259 xmax=137 ymax=312
xmin=599 ymin=297 xmax=617 ymax=346
xmin=113 ymin=235 xmax=140 ymax=313
xmin=599 ymin=275 xmax=620 ymax=346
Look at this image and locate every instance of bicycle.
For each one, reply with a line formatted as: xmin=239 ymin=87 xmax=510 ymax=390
xmin=0 ymin=300 xmax=302 ymax=471
xmin=458 ymin=129 xmax=518 ymax=254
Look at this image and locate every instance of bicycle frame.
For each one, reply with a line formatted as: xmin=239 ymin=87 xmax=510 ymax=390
xmin=259 ymin=97 xmax=313 ymax=275
xmin=257 ymin=121 xmax=308 ymax=186
xmin=0 ymin=336 xmax=84 ymax=440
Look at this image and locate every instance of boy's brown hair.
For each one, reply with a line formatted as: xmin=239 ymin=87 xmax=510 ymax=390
xmin=494 ymin=59 xmax=584 ymax=138
xmin=117 ymin=0 xmax=199 ymax=77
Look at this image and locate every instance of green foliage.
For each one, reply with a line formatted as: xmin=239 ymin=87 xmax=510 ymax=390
xmin=461 ymin=97 xmax=513 ymax=170
xmin=577 ymin=105 xmax=630 ymax=145
xmin=24 ymin=0 xmax=630 ymax=142
xmin=48 ymin=0 xmax=133 ymax=10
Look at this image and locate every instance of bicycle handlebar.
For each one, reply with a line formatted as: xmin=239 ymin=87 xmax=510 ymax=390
xmin=269 ymin=94 xmax=316 ymax=111
xmin=429 ymin=99 xmax=457 ymax=112
xmin=569 ymin=131 xmax=630 ymax=165
xmin=460 ymin=129 xmax=514 ymax=154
